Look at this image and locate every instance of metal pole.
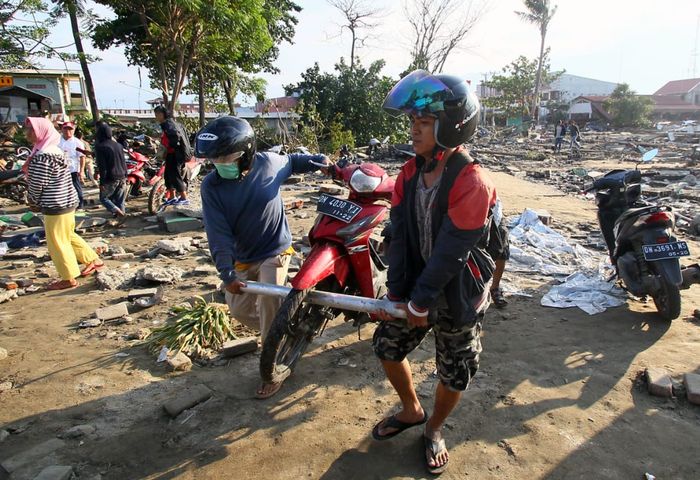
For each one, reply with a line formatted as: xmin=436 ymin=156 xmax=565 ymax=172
xmin=240 ymin=281 xmax=407 ymax=319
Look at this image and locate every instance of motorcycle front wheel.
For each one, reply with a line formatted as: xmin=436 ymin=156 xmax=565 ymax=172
xmin=260 ymin=287 xmax=335 ymax=384
xmin=652 ymin=277 xmax=682 ymax=321
xmin=148 ymin=178 xmax=166 ymax=214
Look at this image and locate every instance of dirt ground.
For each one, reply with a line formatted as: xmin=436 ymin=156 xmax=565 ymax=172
xmin=1 ymin=155 xmax=700 ymax=480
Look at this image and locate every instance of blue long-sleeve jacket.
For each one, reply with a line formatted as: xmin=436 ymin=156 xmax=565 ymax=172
xmin=201 ymin=151 xmax=326 ymax=285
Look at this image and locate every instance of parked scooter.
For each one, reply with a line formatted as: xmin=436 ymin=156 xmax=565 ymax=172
xmin=260 ymin=155 xmax=395 ymax=384
xmin=586 ymin=147 xmax=688 ymax=320
xmin=124 ymin=149 xmax=154 ymax=197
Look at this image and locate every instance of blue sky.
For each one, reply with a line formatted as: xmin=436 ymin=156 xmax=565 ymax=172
xmin=39 ymin=0 xmax=700 ymax=108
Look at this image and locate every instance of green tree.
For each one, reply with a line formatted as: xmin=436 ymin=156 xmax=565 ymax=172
xmin=603 ymin=83 xmax=653 ymax=128
xmin=1 ymin=0 xmax=89 ymax=69
xmin=515 ymin=0 xmax=557 ymax=123
xmin=52 ymin=0 xmax=100 ymax=120
xmin=285 ymin=59 xmax=406 ymax=152
xmin=483 ymin=54 xmax=563 ymax=119
xmin=92 ymin=0 xmax=299 ymax=113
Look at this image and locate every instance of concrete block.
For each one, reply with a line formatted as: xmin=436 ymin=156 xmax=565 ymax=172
xmin=95 ymin=302 xmax=129 ymax=321
xmin=166 ymin=352 xmax=192 ymax=372
xmin=162 ymin=384 xmax=212 ymax=417
xmin=0 ymin=438 xmax=65 ymax=473
xmin=111 ymin=253 xmax=135 ymax=260
xmin=16 ymin=279 xmax=34 ymax=288
xmin=161 ymin=216 xmax=203 ymax=233
xmin=221 ymin=338 xmax=258 ymax=358
xmin=0 ymin=348 xmax=7 ymax=361
xmin=646 ymin=367 xmax=673 ymax=398
xmin=127 ymin=288 xmax=159 ymax=300
xmin=684 ymin=373 xmax=700 ymax=405
xmin=33 ymin=465 xmax=73 ymax=480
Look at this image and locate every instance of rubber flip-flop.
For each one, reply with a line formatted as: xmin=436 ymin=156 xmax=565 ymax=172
xmin=372 ymin=410 xmax=428 ymax=441
xmin=80 ymin=261 xmax=105 ymax=277
xmin=424 ymin=435 xmax=449 ymax=475
xmin=46 ymin=279 xmax=78 ymax=291
xmin=255 ymin=381 xmax=283 ymax=400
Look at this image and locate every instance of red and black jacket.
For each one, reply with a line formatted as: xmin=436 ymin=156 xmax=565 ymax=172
xmin=387 ymin=148 xmax=497 ymax=327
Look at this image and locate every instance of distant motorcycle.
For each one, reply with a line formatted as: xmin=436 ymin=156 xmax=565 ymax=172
xmin=0 ymin=147 xmax=30 ymax=204
xmin=586 ymin=147 xmax=688 ymax=320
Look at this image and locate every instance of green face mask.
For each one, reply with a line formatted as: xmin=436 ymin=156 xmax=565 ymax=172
xmin=215 ymin=162 xmax=240 ymax=180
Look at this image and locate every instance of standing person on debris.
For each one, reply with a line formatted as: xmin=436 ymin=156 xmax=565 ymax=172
xmin=374 ymin=70 xmax=497 ymax=475
xmin=154 ymin=106 xmax=192 ymax=207
xmin=74 ymin=128 xmax=97 ymax=187
xmin=94 ymin=121 xmax=128 ymax=218
xmin=59 ymin=121 xmax=85 ymax=209
xmin=554 ymin=119 xmax=566 ymax=153
xmin=195 ymin=116 xmax=330 ymax=399
xmin=569 ymin=120 xmax=582 ymax=150
xmin=25 ymin=117 xmax=104 ymax=290
xmin=487 ymin=198 xmax=510 ymax=308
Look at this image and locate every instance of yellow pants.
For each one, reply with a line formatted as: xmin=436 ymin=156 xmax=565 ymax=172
xmin=44 ymin=212 xmax=99 ymax=280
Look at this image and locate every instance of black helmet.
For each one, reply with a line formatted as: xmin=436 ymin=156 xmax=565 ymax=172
xmin=195 ymin=116 xmax=256 ymax=170
xmin=383 ymin=70 xmax=480 ymax=148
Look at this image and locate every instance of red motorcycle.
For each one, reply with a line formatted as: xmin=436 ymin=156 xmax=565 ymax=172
xmin=124 ymin=149 xmax=153 ymax=198
xmin=260 ymin=156 xmax=395 ymax=384
xmin=147 ymin=157 xmax=205 ymax=214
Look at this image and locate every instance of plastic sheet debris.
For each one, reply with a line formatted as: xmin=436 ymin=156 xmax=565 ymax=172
xmin=541 ymin=272 xmax=627 ymax=315
xmin=509 ymin=209 xmax=626 ymax=315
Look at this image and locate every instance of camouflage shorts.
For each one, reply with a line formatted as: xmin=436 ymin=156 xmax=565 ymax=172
xmin=372 ymin=314 xmax=483 ymax=392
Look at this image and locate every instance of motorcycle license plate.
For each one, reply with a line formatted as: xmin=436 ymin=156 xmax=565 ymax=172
xmin=642 ymin=241 xmax=690 ymax=261
xmin=317 ymin=194 xmax=362 ymax=223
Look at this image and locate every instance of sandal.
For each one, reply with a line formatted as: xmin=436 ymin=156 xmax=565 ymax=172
xmin=424 ymin=434 xmax=449 ymax=475
xmin=80 ymin=260 xmax=105 ymax=277
xmin=372 ymin=409 xmax=428 ymax=441
xmin=47 ymin=279 xmax=78 ymax=290
xmin=490 ymin=287 xmax=508 ymax=308
xmin=255 ymin=381 xmax=283 ymax=400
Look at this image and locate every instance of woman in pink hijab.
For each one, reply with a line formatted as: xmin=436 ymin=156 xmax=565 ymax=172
xmin=25 ymin=117 xmax=104 ymax=290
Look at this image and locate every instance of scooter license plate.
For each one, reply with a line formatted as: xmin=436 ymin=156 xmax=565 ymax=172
xmin=317 ymin=194 xmax=362 ymax=223
xmin=642 ymin=241 xmax=690 ymax=261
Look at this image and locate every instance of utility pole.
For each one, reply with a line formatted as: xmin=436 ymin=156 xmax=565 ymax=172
xmin=692 ymin=15 xmax=700 ymax=77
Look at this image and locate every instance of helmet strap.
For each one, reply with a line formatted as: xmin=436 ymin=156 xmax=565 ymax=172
xmin=423 ymin=145 xmax=446 ymax=173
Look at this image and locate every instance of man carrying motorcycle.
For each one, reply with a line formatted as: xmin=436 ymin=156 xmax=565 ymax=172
xmin=195 ymin=116 xmax=329 ymax=399
xmin=374 ymin=71 xmax=497 ymax=475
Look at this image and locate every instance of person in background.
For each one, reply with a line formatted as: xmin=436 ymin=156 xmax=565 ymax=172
xmin=487 ymin=198 xmax=510 ymax=308
xmin=74 ymin=128 xmax=97 ymax=187
xmin=94 ymin=121 xmax=128 ymax=218
xmin=554 ymin=119 xmax=566 ymax=153
xmin=154 ymin=106 xmax=192 ymax=206
xmin=569 ymin=120 xmax=582 ymax=150
xmin=59 ymin=122 xmax=85 ymax=209
xmin=195 ymin=116 xmax=329 ymax=399
xmin=25 ymin=117 xmax=103 ymax=290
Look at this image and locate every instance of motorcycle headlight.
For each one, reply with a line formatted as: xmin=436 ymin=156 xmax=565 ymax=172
xmin=349 ymin=169 xmax=381 ymax=193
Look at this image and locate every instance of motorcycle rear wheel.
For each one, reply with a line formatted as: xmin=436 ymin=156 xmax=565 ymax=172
xmin=260 ymin=287 xmax=334 ymax=384
xmin=652 ymin=277 xmax=681 ymax=321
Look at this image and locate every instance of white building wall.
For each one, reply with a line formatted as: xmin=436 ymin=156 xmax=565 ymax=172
xmin=547 ymin=74 xmax=619 ymax=103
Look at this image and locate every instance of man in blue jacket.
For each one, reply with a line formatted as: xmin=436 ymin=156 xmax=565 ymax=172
xmin=195 ymin=116 xmax=328 ymax=399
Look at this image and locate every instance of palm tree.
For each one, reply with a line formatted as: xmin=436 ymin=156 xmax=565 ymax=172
xmin=516 ymin=0 xmax=557 ymax=124
xmin=54 ymin=0 xmax=100 ymax=121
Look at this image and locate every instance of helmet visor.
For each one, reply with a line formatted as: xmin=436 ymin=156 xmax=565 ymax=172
xmin=382 ymin=70 xmax=454 ymax=117
xmin=211 ymin=150 xmax=244 ymax=165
